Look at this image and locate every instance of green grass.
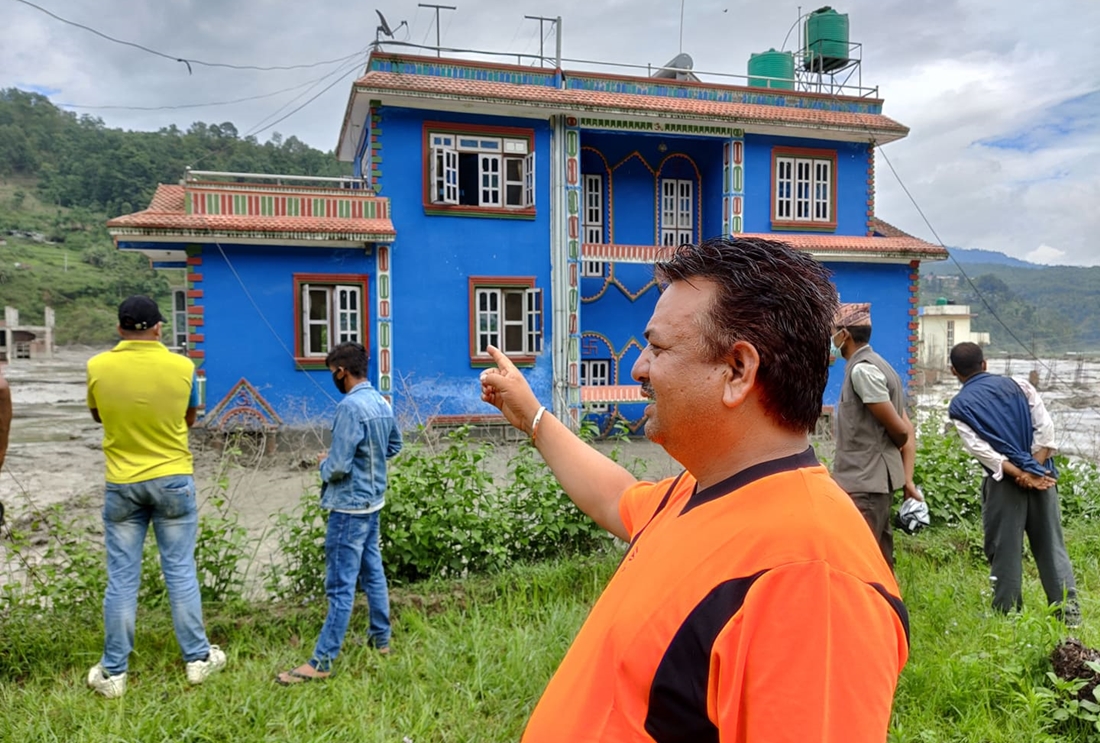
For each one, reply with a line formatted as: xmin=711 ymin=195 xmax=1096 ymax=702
xmin=4 ymin=525 xmax=1100 ymax=741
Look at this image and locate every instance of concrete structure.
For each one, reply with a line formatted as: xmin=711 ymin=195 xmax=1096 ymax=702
xmin=917 ymin=302 xmax=990 ymax=371
xmin=0 ymin=306 xmax=54 ymax=362
xmin=107 ymin=39 xmax=946 ymax=435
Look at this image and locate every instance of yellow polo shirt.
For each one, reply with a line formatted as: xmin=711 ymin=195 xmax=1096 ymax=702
xmin=87 ymin=341 xmax=198 ymax=484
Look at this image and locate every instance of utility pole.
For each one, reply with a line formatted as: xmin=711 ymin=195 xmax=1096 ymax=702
xmin=524 ymin=15 xmax=562 ymax=68
xmin=418 ymin=3 xmax=457 ymax=57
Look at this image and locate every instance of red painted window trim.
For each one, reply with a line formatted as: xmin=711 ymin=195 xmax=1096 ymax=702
xmin=422 ymin=122 xmax=537 ymax=218
xmin=292 ymin=272 xmax=370 ymax=370
xmin=770 ymin=146 xmax=839 ymax=232
xmin=467 ymin=275 xmax=539 ymax=367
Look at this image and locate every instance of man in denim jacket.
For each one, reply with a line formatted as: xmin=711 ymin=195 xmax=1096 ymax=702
xmin=277 ymin=342 xmax=403 ymax=684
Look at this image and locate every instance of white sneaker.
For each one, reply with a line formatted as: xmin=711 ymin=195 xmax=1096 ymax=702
xmin=87 ymin=663 xmax=127 ymax=699
xmin=186 ymin=645 xmax=227 ymax=685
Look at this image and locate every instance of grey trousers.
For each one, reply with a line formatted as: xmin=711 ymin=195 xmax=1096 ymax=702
xmin=981 ymin=475 xmax=1077 ymax=613
xmin=849 ymin=492 xmax=894 ymax=570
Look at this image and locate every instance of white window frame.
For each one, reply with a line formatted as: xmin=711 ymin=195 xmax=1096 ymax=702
xmin=473 ymin=285 xmax=543 ymax=358
xmin=581 ymin=359 xmax=611 ymax=413
xmin=583 ymin=174 xmax=604 ymax=244
xmin=581 ymin=261 xmax=605 ymax=278
xmin=172 ymin=288 xmax=188 ymax=352
xmin=660 ymin=178 xmax=694 ymax=246
xmin=774 ymin=155 xmax=832 ymax=224
xmin=301 ymin=283 xmax=363 ymax=358
xmin=429 ymin=132 xmax=534 ymax=209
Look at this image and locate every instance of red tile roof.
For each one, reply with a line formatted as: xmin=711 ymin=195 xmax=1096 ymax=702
xmin=353 ymin=71 xmax=908 ymax=138
xmin=107 ymin=185 xmax=396 ymax=241
xmin=584 ymin=233 xmax=947 ymax=262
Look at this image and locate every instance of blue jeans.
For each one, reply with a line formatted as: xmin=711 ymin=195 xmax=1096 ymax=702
xmin=310 ymin=510 xmax=391 ymax=672
xmin=101 ymin=474 xmax=211 ymax=675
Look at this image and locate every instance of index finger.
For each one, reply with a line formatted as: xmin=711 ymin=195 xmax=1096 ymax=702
xmin=485 ymin=345 xmax=519 ymax=374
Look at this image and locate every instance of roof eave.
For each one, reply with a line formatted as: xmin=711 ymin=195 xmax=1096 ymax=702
xmin=355 ymin=86 xmax=909 ymax=144
xmin=108 ymin=226 xmax=396 ymax=245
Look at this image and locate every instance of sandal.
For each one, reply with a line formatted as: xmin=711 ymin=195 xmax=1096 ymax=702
xmin=275 ymin=665 xmax=331 ymax=685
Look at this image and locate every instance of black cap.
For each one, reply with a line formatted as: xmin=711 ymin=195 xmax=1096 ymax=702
xmin=118 ymin=296 xmax=167 ymax=331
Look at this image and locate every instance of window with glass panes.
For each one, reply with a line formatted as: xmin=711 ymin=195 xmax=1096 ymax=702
xmin=293 ymin=274 xmax=369 ymax=364
xmin=428 ymin=130 xmax=534 ymax=210
xmin=469 ymin=278 xmax=542 ymax=363
xmin=660 ymin=178 xmax=694 ymax=246
xmin=772 ymin=149 xmax=835 ymax=226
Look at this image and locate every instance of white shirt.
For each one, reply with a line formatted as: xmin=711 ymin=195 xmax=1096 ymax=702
xmin=850 ymin=362 xmax=890 ymax=404
xmin=952 ymin=378 xmax=1057 ymax=481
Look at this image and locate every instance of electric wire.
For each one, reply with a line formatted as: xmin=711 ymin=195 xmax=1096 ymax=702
xmin=13 ymin=0 xmax=366 ymax=73
xmin=55 ymin=76 xmax=340 ymax=112
xmin=810 ymin=78 xmax=1100 ymax=424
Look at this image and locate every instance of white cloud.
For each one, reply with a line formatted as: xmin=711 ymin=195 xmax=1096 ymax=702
xmin=1025 ymin=244 xmax=1067 ymax=265
xmin=2 ymin=0 xmax=1099 ymax=265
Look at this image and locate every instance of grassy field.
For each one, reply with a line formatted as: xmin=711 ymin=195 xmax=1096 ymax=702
xmin=3 ymin=521 xmax=1100 ymax=742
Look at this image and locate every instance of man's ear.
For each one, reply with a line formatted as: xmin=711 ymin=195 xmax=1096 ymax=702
xmin=722 ymin=341 xmax=760 ymax=409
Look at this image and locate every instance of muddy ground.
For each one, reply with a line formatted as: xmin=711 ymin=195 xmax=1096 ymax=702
xmin=0 ymin=348 xmax=681 ymax=590
xmin=1 ymin=347 xmax=1097 ymax=592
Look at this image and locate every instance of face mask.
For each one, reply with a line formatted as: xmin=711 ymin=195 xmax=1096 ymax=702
xmin=331 ymin=369 xmax=346 ymax=394
xmin=829 ymin=331 xmax=844 ymax=360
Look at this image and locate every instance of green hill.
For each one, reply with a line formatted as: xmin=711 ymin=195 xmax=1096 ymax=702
xmin=923 ymin=261 xmax=1100 ymax=353
xmin=0 ymin=88 xmax=350 ymax=344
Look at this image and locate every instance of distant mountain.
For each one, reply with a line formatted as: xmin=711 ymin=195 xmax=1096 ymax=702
xmin=940 ymin=248 xmax=1042 ymax=270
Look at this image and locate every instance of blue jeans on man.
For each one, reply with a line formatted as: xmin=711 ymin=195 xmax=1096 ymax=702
xmin=100 ymin=474 xmax=213 ymax=675
xmin=310 ymin=510 xmax=390 ymax=671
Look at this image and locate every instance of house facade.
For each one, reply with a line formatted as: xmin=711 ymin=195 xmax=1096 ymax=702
xmin=918 ymin=302 xmax=991 ymax=372
xmin=108 ymin=50 xmax=945 ymax=435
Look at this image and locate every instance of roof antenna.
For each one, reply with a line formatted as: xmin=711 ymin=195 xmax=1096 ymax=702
xmin=679 ymin=0 xmax=686 ymax=54
xmin=375 ymin=10 xmax=408 ymax=45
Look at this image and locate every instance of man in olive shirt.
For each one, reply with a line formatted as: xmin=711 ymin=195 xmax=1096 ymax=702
xmin=831 ymin=303 xmax=921 ymax=568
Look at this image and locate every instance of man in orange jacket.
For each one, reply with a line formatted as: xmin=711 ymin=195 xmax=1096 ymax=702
xmin=480 ymin=237 xmax=909 ymax=742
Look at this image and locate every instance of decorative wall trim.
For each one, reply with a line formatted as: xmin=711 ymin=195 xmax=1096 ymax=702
xmin=186 ymin=188 xmax=388 ymax=219
xmin=907 ymin=260 xmax=921 ymax=383
xmin=579 ymin=118 xmax=745 ymax=136
xmin=376 ymin=245 xmax=393 ymax=401
xmin=185 ymin=246 xmax=204 ymax=368
xmin=566 ymin=74 xmax=883 ymax=115
xmin=723 ymin=131 xmax=746 ymax=235
xmin=203 ymin=378 xmax=283 ymax=431
xmin=866 ymin=144 xmax=876 ymax=236
xmin=368 ymin=55 xmax=559 ymax=88
xmin=563 ymin=117 xmax=583 ymax=426
xmin=369 ymin=102 xmax=383 ymax=193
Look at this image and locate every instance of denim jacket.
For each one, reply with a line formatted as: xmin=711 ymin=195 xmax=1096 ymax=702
xmin=319 ymin=380 xmax=403 ymax=511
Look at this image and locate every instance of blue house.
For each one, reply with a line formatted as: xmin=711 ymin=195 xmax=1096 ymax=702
xmin=108 ymin=48 xmax=945 ymax=436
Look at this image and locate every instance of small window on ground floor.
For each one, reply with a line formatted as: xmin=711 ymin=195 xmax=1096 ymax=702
xmin=469 ymin=277 xmax=542 ymax=366
xmin=581 ymin=358 xmax=611 ymax=413
xmin=293 ymin=273 xmax=370 ymax=368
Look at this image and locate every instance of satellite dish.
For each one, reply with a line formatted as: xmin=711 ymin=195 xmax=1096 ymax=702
xmin=376 ymin=10 xmax=395 ymax=37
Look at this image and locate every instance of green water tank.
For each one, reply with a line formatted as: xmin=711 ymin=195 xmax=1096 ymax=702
xmin=748 ymin=49 xmax=795 ymax=90
xmin=804 ymin=6 xmax=850 ymax=72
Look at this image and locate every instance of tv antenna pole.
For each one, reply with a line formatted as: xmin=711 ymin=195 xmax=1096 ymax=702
xmin=524 ymin=15 xmax=562 ymax=68
xmin=418 ymin=3 xmax=457 ymax=56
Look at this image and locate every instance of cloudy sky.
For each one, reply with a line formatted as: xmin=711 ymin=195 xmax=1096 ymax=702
xmin=4 ymin=0 xmax=1098 ymax=265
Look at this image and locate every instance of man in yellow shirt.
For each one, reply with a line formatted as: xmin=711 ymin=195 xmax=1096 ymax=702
xmin=85 ymin=296 xmax=225 ymax=698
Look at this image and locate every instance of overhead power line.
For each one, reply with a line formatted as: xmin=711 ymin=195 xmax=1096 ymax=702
xmin=13 ymin=0 xmax=364 ymax=73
